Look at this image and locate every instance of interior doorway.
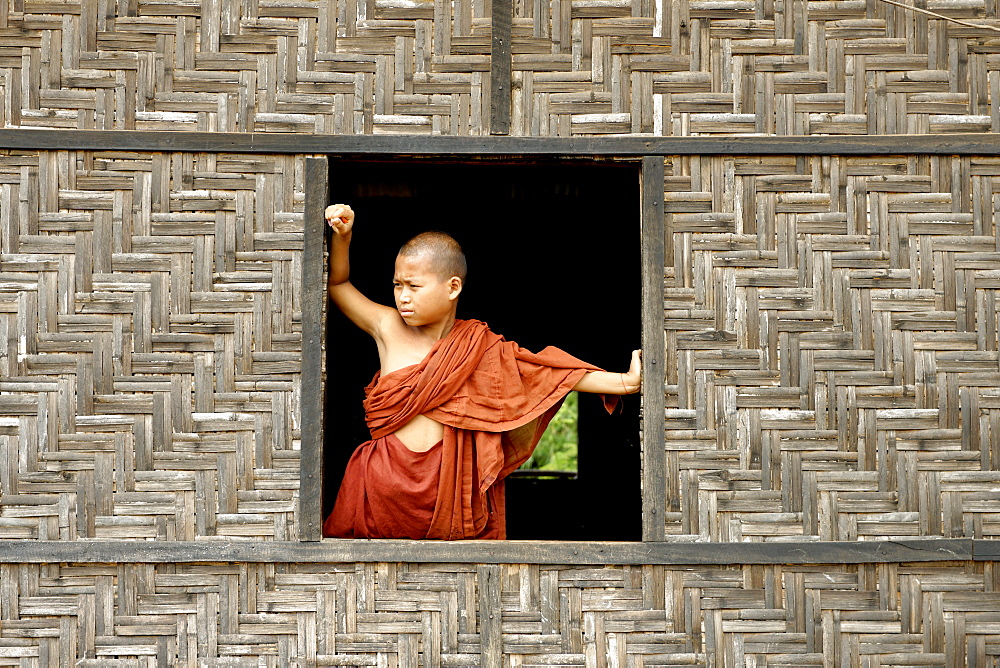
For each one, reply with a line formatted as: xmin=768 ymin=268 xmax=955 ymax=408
xmin=324 ymin=157 xmax=641 ymax=540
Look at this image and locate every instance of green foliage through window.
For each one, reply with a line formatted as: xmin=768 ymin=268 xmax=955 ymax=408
xmin=519 ymin=392 xmax=578 ymax=472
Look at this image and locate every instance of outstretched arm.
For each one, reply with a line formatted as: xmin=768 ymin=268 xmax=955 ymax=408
xmin=326 ymin=204 xmax=397 ymax=337
xmin=572 ymin=350 xmax=642 ymax=395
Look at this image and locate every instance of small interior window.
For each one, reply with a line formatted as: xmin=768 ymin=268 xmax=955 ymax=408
xmin=323 ymin=157 xmax=641 ymax=540
xmin=518 ymin=391 xmax=579 ymax=473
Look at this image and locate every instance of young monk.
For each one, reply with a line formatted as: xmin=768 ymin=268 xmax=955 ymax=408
xmin=322 ymin=203 xmax=641 ymax=540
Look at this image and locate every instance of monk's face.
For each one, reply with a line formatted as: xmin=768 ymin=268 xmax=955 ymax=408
xmin=393 ymin=253 xmax=462 ymax=326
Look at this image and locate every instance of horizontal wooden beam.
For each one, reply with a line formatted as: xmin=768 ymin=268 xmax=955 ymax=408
xmin=3 ymin=129 xmax=1000 ymax=156
xmin=973 ymin=539 xmax=1000 ymax=561
xmin=0 ymin=539 xmax=983 ymax=565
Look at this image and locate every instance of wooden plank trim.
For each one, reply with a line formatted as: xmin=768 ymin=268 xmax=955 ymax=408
xmin=974 ymin=539 xmax=1000 ymax=561
xmin=0 ymin=539 xmax=980 ymax=564
xmin=640 ymin=156 xmax=667 ymax=542
xmin=477 ymin=565 xmax=503 ymax=668
xmin=299 ymin=157 xmax=329 ymax=541
xmin=4 ymin=130 xmax=1000 ymax=155
xmin=489 ymin=0 xmax=512 ymax=135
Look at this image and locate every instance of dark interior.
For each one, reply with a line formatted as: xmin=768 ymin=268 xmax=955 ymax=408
xmin=324 ymin=157 xmax=641 ymax=540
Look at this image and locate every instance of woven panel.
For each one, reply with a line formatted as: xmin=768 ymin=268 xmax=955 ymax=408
xmin=0 ymin=150 xmax=304 ymax=541
xmin=659 ymin=153 xmax=1000 ymax=541
xmin=6 ymin=149 xmax=1000 ymax=543
xmin=2 ymin=0 xmax=1000 ymax=135
xmin=0 ymin=561 xmax=997 ymax=666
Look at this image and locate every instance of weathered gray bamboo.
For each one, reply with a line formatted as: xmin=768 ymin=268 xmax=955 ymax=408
xmin=641 ymin=155 xmax=668 ymax=541
xmin=5 ymin=0 xmax=1000 ymax=660
xmin=489 ymin=0 xmax=513 ymax=134
xmin=0 ymin=538 xmax=977 ymax=564
xmin=6 ymin=148 xmax=1000 ymax=546
xmin=7 ymin=130 xmax=1000 ymax=155
xmin=2 ymin=0 xmax=1000 ymax=138
xmin=0 ymin=560 xmax=996 ymax=665
xmin=299 ymin=157 xmax=329 ymax=543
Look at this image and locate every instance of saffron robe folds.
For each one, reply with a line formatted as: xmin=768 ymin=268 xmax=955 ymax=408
xmin=323 ymin=319 xmax=613 ymax=540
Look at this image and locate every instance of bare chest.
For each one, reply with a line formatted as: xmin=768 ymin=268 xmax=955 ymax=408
xmin=378 ymin=337 xmax=434 ymax=375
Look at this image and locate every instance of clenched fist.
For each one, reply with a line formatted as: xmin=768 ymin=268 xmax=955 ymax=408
xmin=325 ymin=204 xmax=355 ymax=237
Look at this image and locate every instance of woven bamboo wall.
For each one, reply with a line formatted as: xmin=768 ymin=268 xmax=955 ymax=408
xmin=0 ymin=149 xmax=305 ymax=541
xmin=1 ymin=0 xmax=999 ymax=135
xmin=5 ymin=149 xmax=1000 ymax=543
xmin=4 ymin=0 xmax=1000 ymax=662
xmin=0 ymin=152 xmax=1000 ymax=541
xmin=3 ymin=148 xmax=1000 ymax=666
xmin=659 ymin=152 xmax=1000 ymax=542
xmin=0 ymin=560 xmax=997 ymax=666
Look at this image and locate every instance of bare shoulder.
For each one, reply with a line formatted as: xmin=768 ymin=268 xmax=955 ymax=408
xmin=371 ymin=310 xmax=406 ymax=346
xmin=376 ymin=317 xmax=437 ymax=373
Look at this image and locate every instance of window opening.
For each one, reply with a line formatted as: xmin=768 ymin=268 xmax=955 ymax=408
xmin=518 ymin=391 xmax=579 ymax=474
xmin=324 ymin=157 xmax=641 ymax=540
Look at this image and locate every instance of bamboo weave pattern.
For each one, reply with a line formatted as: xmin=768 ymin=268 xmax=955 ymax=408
xmin=0 ymin=150 xmax=303 ymax=541
xmin=4 ymin=149 xmax=1000 ymax=541
xmin=1 ymin=0 xmax=1000 ymax=134
xmin=2 ymin=0 xmax=1000 ymax=663
xmin=3 ymin=150 xmax=1000 ymax=543
xmin=0 ymin=561 xmax=998 ymax=666
xmin=660 ymin=153 xmax=1000 ymax=542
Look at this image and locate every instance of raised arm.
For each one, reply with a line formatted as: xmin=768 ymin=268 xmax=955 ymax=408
xmin=326 ymin=204 xmax=397 ymax=337
xmin=572 ymin=349 xmax=642 ymax=395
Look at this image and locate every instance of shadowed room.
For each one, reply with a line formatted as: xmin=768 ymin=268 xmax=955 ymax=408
xmin=324 ymin=157 xmax=642 ymax=540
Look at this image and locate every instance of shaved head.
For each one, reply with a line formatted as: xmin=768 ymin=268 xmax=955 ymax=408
xmin=398 ymin=231 xmax=467 ymax=283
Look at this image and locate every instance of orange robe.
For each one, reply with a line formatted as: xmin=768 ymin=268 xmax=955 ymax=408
xmin=323 ymin=319 xmax=613 ymax=540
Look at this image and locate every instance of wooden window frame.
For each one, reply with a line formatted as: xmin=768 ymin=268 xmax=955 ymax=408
xmin=294 ymin=133 xmax=1000 ymax=548
xmin=0 ymin=129 xmax=995 ymax=563
xmin=300 ymin=153 xmax=666 ymax=542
